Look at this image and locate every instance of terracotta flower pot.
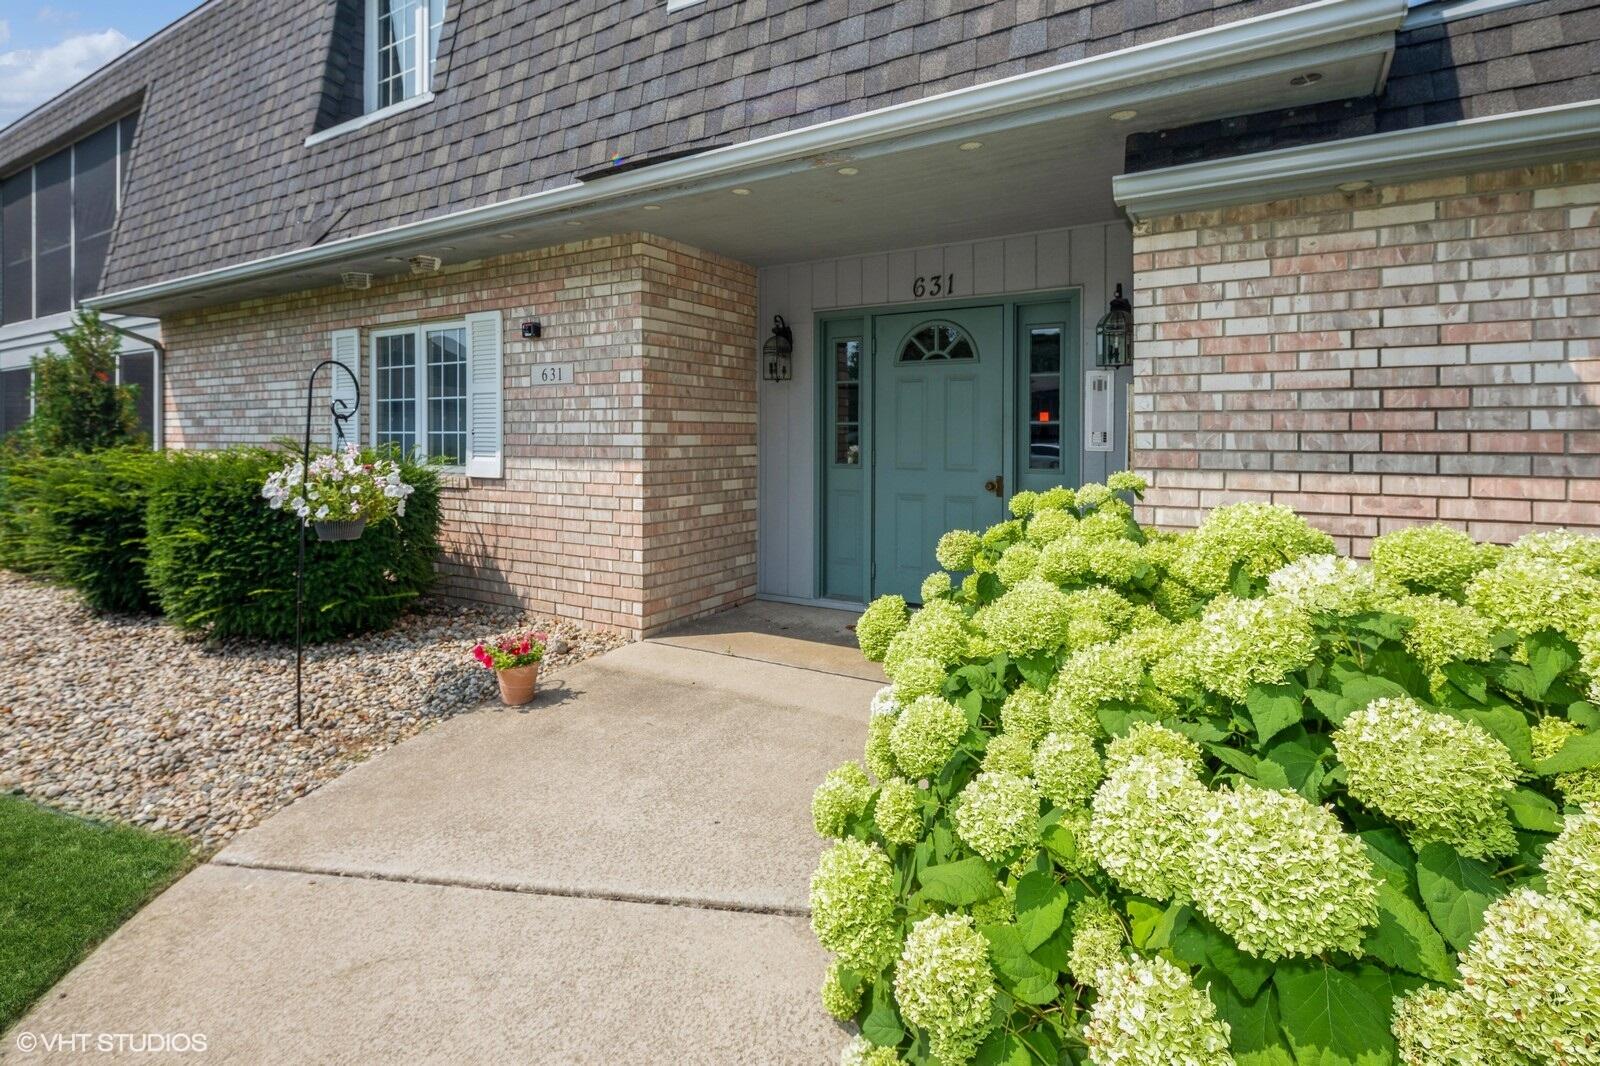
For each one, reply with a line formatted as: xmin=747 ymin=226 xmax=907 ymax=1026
xmin=496 ymin=662 xmax=540 ymax=705
xmin=314 ymin=518 xmax=367 ymax=541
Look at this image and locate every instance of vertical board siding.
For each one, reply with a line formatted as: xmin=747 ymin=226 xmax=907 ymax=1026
xmin=757 ymin=221 xmax=1134 ymax=600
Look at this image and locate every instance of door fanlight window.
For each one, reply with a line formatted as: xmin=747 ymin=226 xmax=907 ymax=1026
xmin=898 ymin=322 xmax=976 ymax=363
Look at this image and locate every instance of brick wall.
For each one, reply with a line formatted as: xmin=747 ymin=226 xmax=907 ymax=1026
xmin=161 ymin=233 xmax=757 ymax=636
xmin=1131 ymin=159 xmax=1600 ymax=553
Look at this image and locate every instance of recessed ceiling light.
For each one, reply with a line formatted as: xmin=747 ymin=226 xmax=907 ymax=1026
xmin=731 ymin=187 xmax=752 ymax=195
xmin=1109 ymin=109 xmax=1139 ymax=122
xmin=1290 ymin=72 xmax=1323 ymax=86
xmin=642 ymin=204 xmax=662 ymax=211
xmin=384 ymin=256 xmax=405 ymax=263
xmin=495 ymin=232 xmax=517 ymax=240
xmin=565 ymin=220 xmax=585 ymax=227
xmin=837 ymin=166 xmax=859 ymax=176
xmin=1336 ymin=180 xmax=1373 ymax=192
xmin=437 ymin=245 xmax=457 ymax=252
xmin=958 ymin=141 xmax=983 ymax=151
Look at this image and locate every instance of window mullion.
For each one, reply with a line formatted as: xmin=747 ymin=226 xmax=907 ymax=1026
xmin=415 ymin=326 xmax=429 ymax=462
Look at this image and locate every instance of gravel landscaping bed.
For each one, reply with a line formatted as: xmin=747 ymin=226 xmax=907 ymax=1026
xmin=0 ymin=572 xmax=628 ymax=849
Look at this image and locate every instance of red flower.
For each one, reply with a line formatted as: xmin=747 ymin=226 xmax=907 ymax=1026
xmin=532 ymin=631 xmax=549 ymax=644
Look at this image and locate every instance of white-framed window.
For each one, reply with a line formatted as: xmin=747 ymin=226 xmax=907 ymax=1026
xmin=370 ymin=321 xmax=469 ymax=466
xmin=366 ymin=0 xmax=447 ymax=112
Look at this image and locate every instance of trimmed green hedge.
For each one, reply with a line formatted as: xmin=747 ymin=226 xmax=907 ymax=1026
xmin=144 ymin=448 xmax=440 ymax=642
xmin=8 ymin=448 xmax=166 ymax=613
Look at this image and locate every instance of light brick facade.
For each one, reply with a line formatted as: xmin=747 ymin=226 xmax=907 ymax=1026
xmin=160 ymin=233 xmax=757 ymax=637
xmin=1131 ymin=159 xmax=1600 ymax=554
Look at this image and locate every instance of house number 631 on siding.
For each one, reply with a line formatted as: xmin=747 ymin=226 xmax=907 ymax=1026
xmin=912 ymin=274 xmax=955 ymax=298
xmin=532 ymin=363 xmax=575 ymax=386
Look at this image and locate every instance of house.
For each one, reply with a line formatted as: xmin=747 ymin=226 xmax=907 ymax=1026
xmin=1 ymin=0 xmax=1597 ymax=637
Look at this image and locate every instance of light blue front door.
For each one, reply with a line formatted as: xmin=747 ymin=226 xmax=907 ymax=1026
xmin=872 ymin=306 xmax=1006 ymax=601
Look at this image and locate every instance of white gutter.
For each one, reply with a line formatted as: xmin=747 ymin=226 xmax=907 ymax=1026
xmin=1114 ymin=98 xmax=1600 ymax=220
xmin=86 ymin=0 xmax=1407 ymax=313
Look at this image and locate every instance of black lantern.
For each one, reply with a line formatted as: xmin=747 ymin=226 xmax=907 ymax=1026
xmin=1095 ymin=284 xmax=1134 ymax=368
xmin=763 ymin=315 xmax=794 ymax=382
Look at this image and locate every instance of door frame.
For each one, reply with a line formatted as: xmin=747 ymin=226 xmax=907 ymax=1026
xmin=814 ymin=289 xmax=1080 ymax=602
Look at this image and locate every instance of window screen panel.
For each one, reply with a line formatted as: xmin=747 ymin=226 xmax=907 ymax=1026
xmin=374 ymin=333 xmax=417 ymax=456
xmin=119 ymin=351 xmax=156 ymax=441
xmin=2 ymin=172 xmax=32 ymax=325
xmin=425 ymin=326 xmax=466 ymax=464
xmin=73 ymin=124 xmax=118 ymax=301
xmin=0 ymin=367 xmax=30 ymax=436
xmin=33 ymin=150 xmax=72 ymax=316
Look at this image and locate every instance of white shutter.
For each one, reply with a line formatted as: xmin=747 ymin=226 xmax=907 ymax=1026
xmin=1084 ymin=369 xmax=1114 ymax=452
xmin=329 ymin=328 xmax=361 ymax=451
xmin=463 ymin=311 xmax=504 ymax=478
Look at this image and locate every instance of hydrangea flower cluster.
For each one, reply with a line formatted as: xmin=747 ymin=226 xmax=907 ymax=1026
xmin=1265 ymin=553 xmax=1380 ymax=614
xmin=1370 ymin=523 xmax=1500 ymax=597
xmin=935 ymin=529 xmax=983 ymax=572
xmin=882 ymin=601 xmax=971 ymax=675
xmin=810 ymin=838 xmax=900 ymax=975
xmin=1033 ymin=730 xmax=1103 ymax=806
xmin=874 ymin=777 xmax=924 ymax=845
xmin=822 ymin=961 xmax=863 ymax=1021
xmin=889 ymin=695 xmax=967 ymax=778
xmin=980 ymin=732 xmax=1035 ymax=776
xmin=1000 ymin=685 xmax=1051 ymax=744
xmin=1103 ymin=722 xmax=1202 ymax=774
xmin=1058 ymin=587 xmax=1135 ymax=650
xmin=1392 ymin=987 xmax=1523 ymax=1066
xmin=951 ymin=771 xmax=1040 ymax=863
xmin=976 ymin=579 xmax=1073 ymax=656
xmin=1176 ymin=502 xmax=1335 ymax=595
xmin=1051 ymin=641 xmax=1144 ymax=719
xmin=1333 ymin=696 xmax=1519 ymax=859
xmin=919 ymin=571 xmax=952 ymax=602
xmin=995 ymin=543 xmax=1041 ymax=586
xmin=893 ymin=914 xmax=998 ymax=1065
xmin=1082 ymin=956 xmax=1234 ymax=1066
xmin=1188 ymin=596 xmax=1317 ymax=702
xmin=1025 ymin=508 xmax=1077 ymax=546
xmin=839 ymin=1036 xmax=900 ymax=1066
xmin=1456 ymin=889 xmax=1600 ymax=1065
xmin=813 ymin=762 xmax=874 ymax=839
xmin=855 ymin=595 xmax=909 ymax=662
xmin=1187 ymin=784 xmax=1379 ymax=960
xmin=865 ymin=689 xmax=900 ymax=782
xmin=1467 ymin=552 xmax=1600 ymax=643
xmin=261 ymin=443 xmax=414 ymax=525
xmin=1544 ymin=812 xmax=1600 ymax=918
xmin=1506 ymin=527 xmax=1600 ymax=577
xmin=1086 ymin=753 xmax=1207 ymax=901
xmin=1066 ymin=896 xmax=1124 ymax=986
xmin=1390 ymin=593 xmax=1495 ymax=675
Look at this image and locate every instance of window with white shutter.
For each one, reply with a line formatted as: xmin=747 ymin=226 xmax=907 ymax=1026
xmin=463 ymin=311 xmax=503 ymax=478
xmin=330 ymin=329 xmax=361 ymax=450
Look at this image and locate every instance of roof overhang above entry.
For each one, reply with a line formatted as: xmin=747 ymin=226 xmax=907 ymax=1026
xmin=86 ymin=0 xmax=1408 ymax=318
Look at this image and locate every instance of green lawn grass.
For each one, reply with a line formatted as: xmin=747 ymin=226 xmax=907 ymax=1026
xmin=0 ymin=795 xmax=193 ymax=1030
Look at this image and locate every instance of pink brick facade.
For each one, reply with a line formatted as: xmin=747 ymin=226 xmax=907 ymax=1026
xmin=160 ymin=233 xmax=757 ymax=636
xmin=1131 ymin=159 xmax=1600 ymax=554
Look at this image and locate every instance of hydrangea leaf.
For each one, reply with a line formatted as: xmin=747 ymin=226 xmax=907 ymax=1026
xmin=1525 ymin=630 xmax=1579 ymax=696
xmin=1013 ymin=871 xmax=1070 ymax=952
xmin=1027 ymin=919 xmax=1075 ymax=973
xmin=1273 ymin=958 xmax=1397 ymax=1066
xmin=1416 ymin=842 xmax=1503 ymax=952
xmin=1306 ymin=687 xmax=1357 ymax=726
xmin=1570 ymin=701 xmax=1600 ymax=731
xmin=1204 ymin=742 xmax=1260 ymax=779
xmin=1037 ymin=806 xmax=1080 ymax=868
xmin=1441 ymin=662 xmax=1489 ymax=704
xmin=973 ymin=1029 xmax=1032 ymax=1066
xmin=1260 ymin=734 xmax=1327 ymax=800
xmin=916 ymin=857 xmax=1001 ymax=906
xmin=1533 ymin=728 xmax=1600 ymax=774
xmin=1125 ymin=898 xmax=1167 ymax=949
xmin=1176 ymin=911 xmax=1272 ymax=1000
xmin=860 ymin=978 xmax=904 ymax=1048
xmin=1094 ymin=705 xmax=1156 ymax=737
xmin=1484 ymin=660 xmax=1543 ymax=702
xmin=1207 ymin=977 xmax=1294 ymax=1066
xmin=1361 ymin=881 xmax=1456 ymax=983
xmin=1246 ymin=682 xmax=1305 ymax=745
xmin=1015 ymin=651 xmax=1057 ymax=692
xmin=1504 ymin=787 xmax=1561 ymax=833
xmin=979 ymin=923 xmax=1060 ymax=1004
xmin=1331 ymin=668 xmax=1411 ymax=710
xmin=1359 ymin=829 xmax=1417 ymax=896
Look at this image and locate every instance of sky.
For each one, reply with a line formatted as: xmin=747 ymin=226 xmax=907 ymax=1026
xmin=0 ymin=0 xmax=200 ymax=130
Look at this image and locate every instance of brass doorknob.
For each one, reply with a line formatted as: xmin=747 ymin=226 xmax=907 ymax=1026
xmin=984 ymin=475 xmax=1004 ymax=498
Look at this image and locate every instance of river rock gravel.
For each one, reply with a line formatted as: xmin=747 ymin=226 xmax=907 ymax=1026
xmin=0 ymin=571 xmax=628 ymax=850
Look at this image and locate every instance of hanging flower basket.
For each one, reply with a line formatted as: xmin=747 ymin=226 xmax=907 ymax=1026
xmin=261 ymin=443 xmax=415 ymax=536
xmin=314 ymin=518 xmax=367 ymax=541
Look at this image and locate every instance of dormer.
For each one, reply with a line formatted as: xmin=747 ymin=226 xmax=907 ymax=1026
xmin=311 ymin=0 xmax=448 ymax=142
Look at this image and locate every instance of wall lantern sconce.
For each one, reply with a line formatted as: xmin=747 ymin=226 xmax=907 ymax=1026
xmin=763 ymin=315 xmax=794 ymax=382
xmin=1095 ymin=284 xmax=1134 ymax=368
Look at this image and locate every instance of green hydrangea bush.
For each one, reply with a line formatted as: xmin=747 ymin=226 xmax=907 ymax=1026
xmin=811 ymin=478 xmax=1600 ymax=1066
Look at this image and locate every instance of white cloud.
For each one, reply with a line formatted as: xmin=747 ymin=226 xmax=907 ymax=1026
xmin=0 ymin=21 xmax=11 ymax=48
xmin=0 ymin=28 xmax=135 ymax=130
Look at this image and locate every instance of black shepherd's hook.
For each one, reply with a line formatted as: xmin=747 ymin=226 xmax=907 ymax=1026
xmin=295 ymin=359 xmax=360 ymax=729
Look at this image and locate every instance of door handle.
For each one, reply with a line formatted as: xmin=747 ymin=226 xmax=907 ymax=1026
xmin=984 ymin=475 xmax=1004 ymax=499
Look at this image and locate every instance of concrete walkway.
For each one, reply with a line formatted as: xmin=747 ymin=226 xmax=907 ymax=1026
xmin=11 ymin=607 xmax=876 ymax=1064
